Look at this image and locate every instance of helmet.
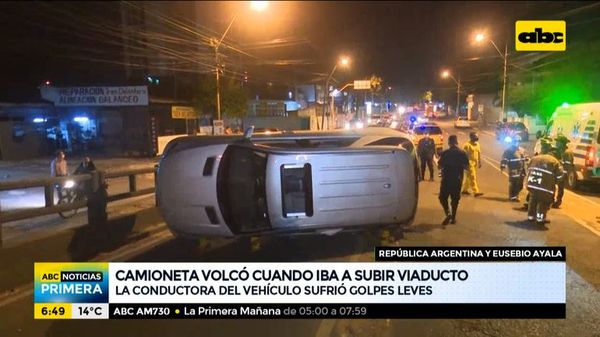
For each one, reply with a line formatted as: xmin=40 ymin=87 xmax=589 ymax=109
xmin=555 ymin=135 xmax=570 ymax=150
xmin=469 ymin=132 xmax=479 ymax=142
xmin=540 ymin=137 xmax=554 ymax=154
xmin=555 ymin=135 xmax=570 ymax=145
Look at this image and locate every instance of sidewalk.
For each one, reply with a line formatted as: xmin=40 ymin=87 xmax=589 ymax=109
xmin=0 ymin=156 xmax=158 ymax=181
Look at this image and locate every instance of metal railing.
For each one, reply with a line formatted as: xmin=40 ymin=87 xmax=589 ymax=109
xmin=0 ymin=166 xmax=157 ymax=247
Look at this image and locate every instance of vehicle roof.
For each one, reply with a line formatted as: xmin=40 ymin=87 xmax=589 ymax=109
xmin=553 ymin=102 xmax=600 ymax=118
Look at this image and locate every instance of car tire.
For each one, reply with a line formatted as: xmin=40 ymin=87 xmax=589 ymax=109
xmin=566 ymin=168 xmax=579 ymax=190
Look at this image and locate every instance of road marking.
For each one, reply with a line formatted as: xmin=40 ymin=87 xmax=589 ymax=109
xmin=0 ymin=226 xmax=172 ymax=309
xmin=483 ymin=155 xmax=600 ymax=237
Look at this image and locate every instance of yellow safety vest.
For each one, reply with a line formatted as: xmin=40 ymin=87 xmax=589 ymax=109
xmin=463 ymin=142 xmax=481 ymax=166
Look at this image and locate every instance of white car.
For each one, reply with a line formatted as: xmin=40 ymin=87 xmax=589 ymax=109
xmin=156 ymin=128 xmax=418 ymax=239
xmin=454 ymin=116 xmax=471 ymax=128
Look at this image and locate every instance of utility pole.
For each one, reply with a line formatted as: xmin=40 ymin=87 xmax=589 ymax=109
xmin=456 ymin=76 xmax=461 ymax=117
xmin=501 ymin=42 xmax=508 ymax=122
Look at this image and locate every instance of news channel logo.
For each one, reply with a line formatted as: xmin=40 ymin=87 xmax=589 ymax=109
xmin=34 ymin=262 xmax=109 ymax=303
xmin=515 ymin=20 xmax=566 ymax=51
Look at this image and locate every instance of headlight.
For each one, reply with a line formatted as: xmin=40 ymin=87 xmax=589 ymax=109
xmin=504 ymin=136 xmax=513 ymax=143
xmin=64 ymin=180 xmax=75 ymax=188
xmin=356 ymin=121 xmax=364 ymax=129
xmin=344 ymin=122 xmax=351 ymax=130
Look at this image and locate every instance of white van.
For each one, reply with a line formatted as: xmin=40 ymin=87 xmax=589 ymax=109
xmin=534 ymin=103 xmax=600 ymax=189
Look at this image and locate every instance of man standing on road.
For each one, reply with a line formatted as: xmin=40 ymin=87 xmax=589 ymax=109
xmin=50 ymin=150 xmax=68 ymax=177
xmin=438 ymin=135 xmax=469 ymax=225
xmin=500 ymin=135 xmax=527 ymax=201
xmin=526 ymin=139 xmax=564 ymax=226
xmin=417 ymin=132 xmax=436 ymax=181
xmin=461 ymin=132 xmax=484 ymax=197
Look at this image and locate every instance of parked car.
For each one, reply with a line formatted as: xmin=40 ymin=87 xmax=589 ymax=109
xmin=454 ymin=116 xmax=471 ymax=128
xmin=407 ymin=123 xmax=444 ymax=156
xmin=156 ymin=128 xmax=418 ymax=239
xmin=496 ymin=122 xmax=529 ymax=142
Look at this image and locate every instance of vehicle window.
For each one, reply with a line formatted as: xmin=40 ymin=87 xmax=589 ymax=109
xmin=281 ymin=164 xmax=313 ymax=217
xmin=512 ymin=123 xmax=525 ymax=130
xmin=217 ymin=145 xmax=269 ymax=233
xmin=414 ymin=126 xmax=442 ymax=135
xmin=366 ymin=137 xmax=406 ymax=146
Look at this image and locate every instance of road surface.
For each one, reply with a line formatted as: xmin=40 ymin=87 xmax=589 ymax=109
xmin=0 ymin=122 xmax=599 ymax=337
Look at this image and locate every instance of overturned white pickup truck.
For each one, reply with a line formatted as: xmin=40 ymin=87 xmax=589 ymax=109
xmin=156 ymin=127 xmax=418 ymax=239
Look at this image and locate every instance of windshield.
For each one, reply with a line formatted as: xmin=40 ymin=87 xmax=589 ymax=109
xmin=217 ymin=145 xmax=269 ymax=233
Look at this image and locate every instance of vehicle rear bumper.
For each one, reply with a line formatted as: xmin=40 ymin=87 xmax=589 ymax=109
xmin=576 ymin=166 xmax=600 ymax=182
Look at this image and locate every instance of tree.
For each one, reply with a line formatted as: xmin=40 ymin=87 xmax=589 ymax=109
xmin=193 ymin=75 xmax=248 ymax=118
xmin=422 ymin=90 xmax=433 ymax=103
xmin=370 ymin=75 xmax=383 ymax=93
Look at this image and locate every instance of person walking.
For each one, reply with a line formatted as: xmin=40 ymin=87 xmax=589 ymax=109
xmin=438 ymin=135 xmax=469 ymax=225
xmin=500 ymin=135 xmax=527 ymax=201
xmin=526 ymin=139 xmax=564 ymax=226
xmin=461 ymin=131 xmax=484 ymax=197
xmin=552 ymin=135 xmax=573 ymax=208
xmin=417 ymin=132 xmax=436 ymax=181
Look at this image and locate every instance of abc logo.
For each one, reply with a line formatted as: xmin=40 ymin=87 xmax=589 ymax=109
xmin=515 ymin=21 xmax=566 ymax=51
xmin=518 ymin=28 xmax=563 ymax=44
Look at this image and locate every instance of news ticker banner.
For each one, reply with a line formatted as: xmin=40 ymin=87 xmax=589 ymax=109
xmin=34 ymin=247 xmax=566 ymax=320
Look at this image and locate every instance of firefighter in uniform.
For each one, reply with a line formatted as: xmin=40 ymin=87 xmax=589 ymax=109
xmin=500 ymin=135 xmax=527 ymax=201
xmin=461 ymin=132 xmax=484 ymax=197
xmin=552 ymin=135 xmax=574 ymax=208
xmin=526 ymin=139 xmax=564 ymax=226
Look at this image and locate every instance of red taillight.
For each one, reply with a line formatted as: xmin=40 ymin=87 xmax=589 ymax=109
xmin=585 ymin=146 xmax=595 ymax=167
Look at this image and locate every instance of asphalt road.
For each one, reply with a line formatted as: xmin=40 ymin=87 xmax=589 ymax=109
xmin=0 ymin=121 xmax=599 ymax=337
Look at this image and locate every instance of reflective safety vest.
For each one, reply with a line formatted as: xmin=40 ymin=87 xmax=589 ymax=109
xmin=501 ymin=146 xmax=526 ymax=178
xmin=463 ymin=141 xmax=481 ymax=166
xmin=526 ymin=154 xmax=563 ymax=195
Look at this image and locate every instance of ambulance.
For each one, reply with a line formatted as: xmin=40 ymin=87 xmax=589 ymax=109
xmin=534 ymin=103 xmax=600 ymax=189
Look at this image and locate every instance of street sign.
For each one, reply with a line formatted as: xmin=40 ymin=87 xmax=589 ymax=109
xmin=171 ymin=106 xmax=197 ymax=119
xmin=213 ymin=120 xmax=224 ymax=135
xmin=354 ymin=80 xmax=371 ymax=90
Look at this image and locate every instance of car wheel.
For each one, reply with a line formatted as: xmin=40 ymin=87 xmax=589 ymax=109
xmin=566 ymin=168 xmax=578 ymax=190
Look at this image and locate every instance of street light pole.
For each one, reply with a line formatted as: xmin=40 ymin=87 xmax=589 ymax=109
xmin=487 ymin=39 xmax=508 ymax=122
xmin=214 ymin=14 xmax=238 ymax=122
xmin=501 ymin=43 xmax=508 ymax=122
xmin=322 ymin=64 xmax=338 ymax=130
xmin=441 ymin=70 xmax=461 ymax=117
xmin=456 ymin=76 xmax=461 ymax=118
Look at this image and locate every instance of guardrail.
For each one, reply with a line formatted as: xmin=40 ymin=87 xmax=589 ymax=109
xmin=0 ymin=166 xmax=157 ymax=247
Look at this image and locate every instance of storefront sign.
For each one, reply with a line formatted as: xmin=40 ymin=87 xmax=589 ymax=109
xmin=41 ymin=86 xmax=149 ymax=107
xmin=171 ymin=106 xmax=197 ymax=119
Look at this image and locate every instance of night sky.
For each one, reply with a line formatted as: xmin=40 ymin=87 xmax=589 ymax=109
xmin=0 ymin=1 xmax=596 ymax=103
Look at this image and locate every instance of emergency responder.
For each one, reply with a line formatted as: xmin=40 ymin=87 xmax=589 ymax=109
xmin=526 ymin=139 xmax=564 ymax=226
xmin=438 ymin=135 xmax=469 ymax=225
xmin=552 ymin=135 xmax=574 ymax=208
xmin=500 ymin=135 xmax=527 ymax=201
xmin=417 ymin=132 xmax=436 ymax=181
xmin=461 ymin=132 xmax=484 ymax=197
